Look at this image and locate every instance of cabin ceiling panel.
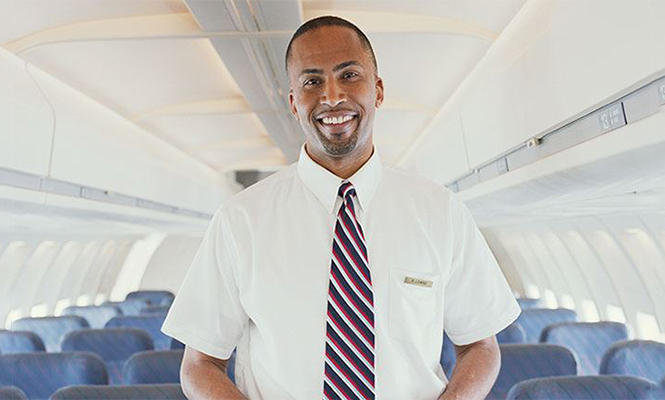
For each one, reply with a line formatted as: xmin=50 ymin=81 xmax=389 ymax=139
xmin=653 ymin=0 xmax=665 ymax=70
xmin=373 ymin=111 xmax=430 ymax=165
xmin=371 ymin=34 xmax=488 ymax=110
xmin=0 ymin=0 xmax=186 ymax=44
xmin=185 ymin=0 xmax=304 ymax=162
xmin=303 ymin=0 xmax=526 ymax=33
xmin=145 ymin=113 xmax=273 ymax=150
xmin=20 ymin=39 xmax=243 ymax=118
xmin=198 ymin=146 xmax=287 ymax=171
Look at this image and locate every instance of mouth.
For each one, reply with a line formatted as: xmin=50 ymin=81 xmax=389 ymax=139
xmin=314 ymin=112 xmax=359 ymax=135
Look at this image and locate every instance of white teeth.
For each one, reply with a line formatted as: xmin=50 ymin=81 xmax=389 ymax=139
xmin=321 ymin=115 xmax=354 ymax=125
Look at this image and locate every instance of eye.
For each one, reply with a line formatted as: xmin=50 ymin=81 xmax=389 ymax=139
xmin=342 ymin=71 xmax=358 ymax=79
xmin=304 ymin=78 xmax=321 ymax=86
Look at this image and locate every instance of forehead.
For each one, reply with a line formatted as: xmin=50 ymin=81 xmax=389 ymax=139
xmin=289 ymin=26 xmax=370 ymax=71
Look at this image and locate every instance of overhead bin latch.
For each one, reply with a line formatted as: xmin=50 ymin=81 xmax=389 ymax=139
xmin=526 ymin=137 xmax=541 ymax=148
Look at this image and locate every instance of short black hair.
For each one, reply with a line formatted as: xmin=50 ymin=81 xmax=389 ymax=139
xmin=285 ymin=16 xmax=378 ymax=77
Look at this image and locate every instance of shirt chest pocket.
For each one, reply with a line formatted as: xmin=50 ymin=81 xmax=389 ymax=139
xmin=388 ymin=268 xmax=442 ymax=341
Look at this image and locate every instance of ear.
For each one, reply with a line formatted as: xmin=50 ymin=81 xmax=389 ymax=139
xmin=288 ymin=90 xmax=299 ymax=121
xmin=374 ymin=77 xmax=384 ymax=108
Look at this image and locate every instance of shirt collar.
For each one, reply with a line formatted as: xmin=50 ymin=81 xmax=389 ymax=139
xmin=297 ymin=144 xmax=382 ymax=214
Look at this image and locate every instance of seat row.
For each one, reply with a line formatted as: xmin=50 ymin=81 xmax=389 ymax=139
xmin=487 ymin=341 xmax=665 ymax=399
xmin=64 ymin=290 xmax=174 ymax=329
xmin=3 ymin=313 xmax=181 ymax=354
xmin=1 ymin=340 xmax=662 ymax=399
xmin=0 ymin=328 xmax=184 ymax=384
xmin=0 ymin=352 xmax=661 ymax=400
xmin=442 ymin=307 xmax=640 ymax=376
xmin=0 ymin=349 xmax=236 ymax=400
xmin=0 ymin=384 xmax=186 ymax=400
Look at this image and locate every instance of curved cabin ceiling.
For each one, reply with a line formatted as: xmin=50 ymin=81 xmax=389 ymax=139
xmin=0 ymin=0 xmax=527 ymax=172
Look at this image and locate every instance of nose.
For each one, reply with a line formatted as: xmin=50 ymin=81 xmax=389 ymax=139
xmin=320 ymin=78 xmax=346 ymax=107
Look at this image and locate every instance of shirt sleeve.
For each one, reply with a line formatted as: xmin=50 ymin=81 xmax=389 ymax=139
xmin=443 ymin=194 xmax=521 ymax=345
xmin=161 ymin=205 xmax=248 ymax=359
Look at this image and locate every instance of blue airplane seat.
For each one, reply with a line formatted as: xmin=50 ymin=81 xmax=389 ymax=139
xmin=506 ymin=375 xmax=656 ymax=400
xmin=11 ymin=317 xmax=89 ymax=352
xmin=228 ymin=349 xmax=237 ymax=384
xmin=514 ymin=308 xmax=577 ymax=343
xmin=516 ymin=298 xmax=542 ymax=310
xmin=600 ymin=340 xmax=665 ymax=383
xmin=103 ymin=299 xmax=151 ymax=316
xmin=441 ymin=324 xmax=527 ymax=378
xmin=140 ymin=306 xmax=170 ymax=315
xmin=170 ymin=338 xmax=184 ymax=350
xmin=62 ymin=305 xmax=122 ymax=329
xmin=123 ymin=350 xmax=183 ymax=384
xmin=0 ymin=386 xmax=27 ymax=400
xmin=487 ymin=344 xmax=577 ymax=400
xmin=61 ymin=329 xmax=154 ymax=385
xmin=105 ymin=315 xmax=170 ymax=350
xmin=125 ymin=291 xmax=174 ymax=308
xmin=50 ymin=384 xmax=186 ymax=400
xmin=541 ymin=321 xmax=628 ymax=375
xmin=440 ymin=333 xmax=456 ymax=377
xmin=496 ymin=323 xmax=526 ymax=344
xmin=0 ymin=352 xmax=107 ymax=400
xmin=0 ymin=330 xmax=46 ymax=354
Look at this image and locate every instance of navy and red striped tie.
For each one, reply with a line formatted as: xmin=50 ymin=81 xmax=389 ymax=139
xmin=323 ymin=181 xmax=375 ymax=400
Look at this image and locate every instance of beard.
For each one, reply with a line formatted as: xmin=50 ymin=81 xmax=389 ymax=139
xmin=314 ymin=126 xmax=360 ymax=157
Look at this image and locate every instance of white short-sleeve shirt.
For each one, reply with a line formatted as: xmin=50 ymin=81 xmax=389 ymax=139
xmin=162 ymin=146 xmax=520 ymax=399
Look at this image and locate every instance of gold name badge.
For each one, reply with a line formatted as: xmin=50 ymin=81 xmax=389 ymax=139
xmin=404 ymin=276 xmax=433 ymax=288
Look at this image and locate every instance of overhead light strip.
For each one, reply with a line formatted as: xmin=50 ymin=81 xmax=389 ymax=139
xmin=0 ymin=168 xmax=212 ymax=220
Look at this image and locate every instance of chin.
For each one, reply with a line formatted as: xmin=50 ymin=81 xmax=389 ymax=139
xmin=318 ymin=134 xmax=359 ymax=157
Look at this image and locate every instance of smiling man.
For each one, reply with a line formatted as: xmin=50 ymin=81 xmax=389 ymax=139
xmin=162 ymin=16 xmax=520 ymax=400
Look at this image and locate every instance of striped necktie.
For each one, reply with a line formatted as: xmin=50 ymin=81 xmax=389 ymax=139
xmin=323 ymin=181 xmax=375 ymax=400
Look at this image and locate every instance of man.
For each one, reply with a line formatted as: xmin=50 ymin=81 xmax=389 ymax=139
xmin=162 ymin=16 xmax=520 ymax=400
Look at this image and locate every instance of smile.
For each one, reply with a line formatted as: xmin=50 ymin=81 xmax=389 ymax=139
xmin=320 ymin=115 xmax=355 ymax=125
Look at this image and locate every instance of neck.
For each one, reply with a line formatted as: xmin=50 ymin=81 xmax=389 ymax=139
xmin=305 ymin=144 xmax=374 ymax=179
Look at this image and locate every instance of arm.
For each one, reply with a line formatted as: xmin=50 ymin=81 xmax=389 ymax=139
xmin=180 ymin=346 xmax=248 ymax=400
xmin=438 ymin=336 xmax=501 ymax=400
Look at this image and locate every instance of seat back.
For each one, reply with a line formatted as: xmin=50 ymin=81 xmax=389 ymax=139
xmin=0 ymin=386 xmax=28 ymax=400
xmin=497 ymin=323 xmax=526 ymax=344
xmin=600 ymin=340 xmax=665 ymax=383
xmin=488 ymin=344 xmax=577 ymax=400
xmin=140 ymin=306 xmax=170 ymax=315
xmin=0 ymin=352 xmax=107 ymax=400
xmin=440 ymin=333 xmax=456 ymax=377
xmin=514 ymin=308 xmax=577 ymax=343
xmin=516 ymin=298 xmax=542 ymax=310
xmin=11 ymin=317 xmax=89 ymax=352
xmin=50 ymin=384 xmax=186 ymax=400
xmin=61 ymin=329 xmax=154 ymax=384
xmin=441 ymin=324 xmax=527 ymax=377
xmin=170 ymin=338 xmax=184 ymax=350
xmin=506 ymin=375 xmax=656 ymax=400
xmin=0 ymin=330 xmax=46 ymax=354
xmin=541 ymin=321 xmax=628 ymax=375
xmin=103 ymin=299 xmax=151 ymax=316
xmin=125 ymin=291 xmax=174 ymax=307
xmin=62 ymin=306 xmax=121 ymax=329
xmin=123 ymin=350 xmax=183 ymax=384
xmin=105 ymin=315 xmax=171 ymax=350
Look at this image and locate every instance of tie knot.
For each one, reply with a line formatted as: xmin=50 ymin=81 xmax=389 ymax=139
xmin=338 ymin=181 xmax=356 ymax=200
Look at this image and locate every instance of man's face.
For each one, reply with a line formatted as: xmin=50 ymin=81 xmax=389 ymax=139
xmin=288 ymin=26 xmax=383 ymax=160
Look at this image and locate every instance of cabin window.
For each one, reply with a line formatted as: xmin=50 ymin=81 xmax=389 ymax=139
xmin=606 ymin=305 xmax=627 ymax=323
xmin=636 ymin=311 xmax=661 ymax=340
xmin=582 ymin=299 xmax=600 ymax=321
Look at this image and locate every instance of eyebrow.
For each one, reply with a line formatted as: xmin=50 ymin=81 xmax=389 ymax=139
xmin=298 ymin=61 xmax=362 ymax=77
